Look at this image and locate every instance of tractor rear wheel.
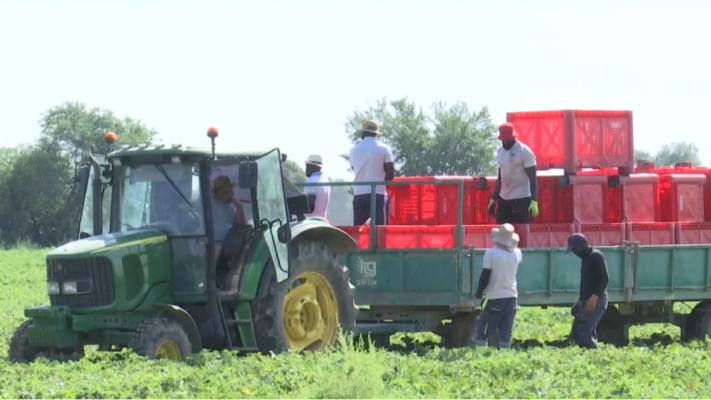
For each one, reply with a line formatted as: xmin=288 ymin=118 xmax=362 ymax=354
xmin=8 ymin=320 xmax=83 ymax=363
xmin=251 ymin=239 xmax=357 ymax=354
xmin=683 ymin=301 xmax=711 ymax=341
xmin=129 ymin=317 xmax=192 ymax=361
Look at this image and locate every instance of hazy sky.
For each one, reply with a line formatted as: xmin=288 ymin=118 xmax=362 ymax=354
xmin=1 ymin=0 xmax=709 ymax=179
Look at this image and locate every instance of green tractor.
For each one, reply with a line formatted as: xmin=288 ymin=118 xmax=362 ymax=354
xmin=8 ymin=128 xmax=358 ymax=362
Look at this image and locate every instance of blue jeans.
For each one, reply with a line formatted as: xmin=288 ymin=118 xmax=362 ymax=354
xmin=476 ymin=297 xmax=517 ymax=349
xmin=573 ymin=297 xmax=607 ymax=349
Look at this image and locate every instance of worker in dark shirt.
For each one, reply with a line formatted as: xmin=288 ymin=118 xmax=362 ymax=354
xmin=566 ymin=233 xmax=609 ymax=349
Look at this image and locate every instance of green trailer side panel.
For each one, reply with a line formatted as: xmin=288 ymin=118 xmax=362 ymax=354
xmin=470 ymin=246 xmax=630 ymax=303
xmin=344 ymin=251 xmax=459 ymax=293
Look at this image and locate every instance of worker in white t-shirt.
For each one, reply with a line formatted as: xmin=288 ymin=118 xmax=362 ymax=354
xmin=474 ymin=224 xmax=522 ymax=351
xmin=303 ymin=154 xmax=330 ymax=219
xmin=348 ymin=119 xmax=394 ymax=225
xmin=488 ymin=122 xmax=539 ymax=224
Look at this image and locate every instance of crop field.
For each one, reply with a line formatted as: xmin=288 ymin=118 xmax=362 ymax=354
xmin=3 ymin=246 xmax=711 ymax=399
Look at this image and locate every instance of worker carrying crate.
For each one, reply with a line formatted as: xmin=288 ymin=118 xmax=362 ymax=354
xmin=487 ymin=123 xmax=539 ymax=224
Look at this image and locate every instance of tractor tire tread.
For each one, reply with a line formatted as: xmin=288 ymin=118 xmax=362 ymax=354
xmin=8 ymin=320 xmax=39 ymax=363
xmin=129 ymin=317 xmax=192 ymax=360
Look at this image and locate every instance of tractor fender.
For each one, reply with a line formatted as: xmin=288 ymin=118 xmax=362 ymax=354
xmin=290 ymin=223 xmax=357 ymax=255
xmin=153 ymin=304 xmax=203 ymax=354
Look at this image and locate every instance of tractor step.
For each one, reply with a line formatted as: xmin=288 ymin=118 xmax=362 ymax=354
xmin=224 ymin=319 xmax=251 ymax=324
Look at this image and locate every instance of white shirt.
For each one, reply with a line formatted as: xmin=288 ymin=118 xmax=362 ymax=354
xmin=496 ymin=141 xmax=537 ymax=200
xmin=304 ymin=171 xmax=330 ymax=218
xmin=349 ymin=137 xmax=394 ymax=196
xmin=482 ymin=245 xmax=522 ymax=299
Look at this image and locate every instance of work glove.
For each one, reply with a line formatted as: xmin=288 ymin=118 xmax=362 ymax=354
xmin=528 ymin=200 xmax=539 ymax=218
xmin=487 ymin=199 xmax=496 ymax=217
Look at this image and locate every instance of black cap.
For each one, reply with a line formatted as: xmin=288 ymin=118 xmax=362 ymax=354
xmin=566 ymin=233 xmax=589 ymax=254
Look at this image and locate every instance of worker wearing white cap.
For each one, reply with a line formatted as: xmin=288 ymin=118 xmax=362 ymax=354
xmin=304 ymin=154 xmax=330 ymax=219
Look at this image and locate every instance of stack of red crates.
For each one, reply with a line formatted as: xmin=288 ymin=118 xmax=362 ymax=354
xmin=636 ymin=162 xmax=710 ymax=245
xmin=337 ymin=110 xmax=711 ymax=249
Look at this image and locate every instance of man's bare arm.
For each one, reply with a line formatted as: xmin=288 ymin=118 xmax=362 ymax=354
xmin=232 ymin=199 xmax=248 ymax=224
xmin=384 ymin=162 xmax=395 ymax=181
xmin=491 ymin=169 xmax=502 ymax=200
xmin=525 ymin=166 xmax=538 ymax=201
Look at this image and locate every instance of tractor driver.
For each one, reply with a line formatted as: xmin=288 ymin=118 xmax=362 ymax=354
xmin=211 ymin=176 xmax=248 ymax=260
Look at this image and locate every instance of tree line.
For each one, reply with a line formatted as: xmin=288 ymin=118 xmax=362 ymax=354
xmin=0 ymin=100 xmax=702 ymax=247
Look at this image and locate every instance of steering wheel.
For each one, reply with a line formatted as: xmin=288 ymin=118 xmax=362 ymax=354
xmin=165 ymin=204 xmax=201 ymax=234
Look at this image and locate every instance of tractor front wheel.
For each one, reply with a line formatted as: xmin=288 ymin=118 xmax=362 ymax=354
xmin=129 ymin=317 xmax=192 ymax=361
xmin=251 ymin=239 xmax=358 ymax=354
xmin=8 ymin=320 xmax=84 ymax=363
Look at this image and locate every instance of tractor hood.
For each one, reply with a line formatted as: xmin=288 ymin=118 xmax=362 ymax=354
xmin=47 ymin=229 xmax=168 ymax=258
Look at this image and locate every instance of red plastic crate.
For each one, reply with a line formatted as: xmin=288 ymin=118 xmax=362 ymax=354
xmin=676 ymin=222 xmax=711 ymax=244
xmin=525 ymin=223 xmax=575 ymax=248
xmin=387 ymin=177 xmax=473 ymax=225
xmin=433 ymin=176 xmax=474 ymax=225
xmin=386 ymin=177 xmax=435 ymax=225
xmin=658 ymin=174 xmax=706 ymax=223
xmin=608 ymin=174 xmax=660 ymax=223
xmin=378 ymin=226 xmax=455 ymax=249
xmin=626 ymin=222 xmax=676 ymax=245
xmin=461 ymin=224 xmax=498 ymax=249
xmin=472 ymin=177 xmax=497 ymax=224
xmin=536 ymin=176 xmax=557 ymax=223
xmin=506 ymin=110 xmax=634 ymax=174
xmin=577 ymin=223 xmax=626 ymax=247
xmin=556 ymin=175 xmax=609 ymax=224
xmin=638 ymin=164 xmax=711 ymax=222
xmin=461 ymin=224 xmax=530 ymax=249
xmin=336 ymin=226 xmax=376 ymax=249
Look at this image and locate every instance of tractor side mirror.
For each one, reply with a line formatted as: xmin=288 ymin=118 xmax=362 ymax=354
xmin=238 ymin=161 xmax=259 ymax=189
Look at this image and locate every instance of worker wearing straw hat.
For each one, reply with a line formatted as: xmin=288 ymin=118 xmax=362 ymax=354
xmin=348 ymin=119 xmax=394 ymax=225
xmin=474 ymin=223 xmax=522 ymax=351
xmin=488 ymin=122 xmax=539 ymax=224
xmin=304 ymin=154 xmax=330 ymax=218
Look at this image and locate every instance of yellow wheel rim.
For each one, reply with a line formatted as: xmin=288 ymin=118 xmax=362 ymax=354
xmin=155 ymin=339 xmax=182 ymax=360
xmin=283 ymin=271 xmax=339 ymax=352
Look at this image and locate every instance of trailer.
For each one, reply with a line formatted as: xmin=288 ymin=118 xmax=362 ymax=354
xmin=299 ymin=179 xmax=711 ymax=348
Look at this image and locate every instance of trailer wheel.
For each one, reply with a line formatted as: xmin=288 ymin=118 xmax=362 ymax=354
xmin=683 ymin=301 xmax=711 ymax=341
xmin=251 ymin=239 xmax=358 ymax=354
xmin=129 ymin=317 xmax=192 ymax=361
xmin=443 ymin=312 xmax=500 ymax=349
xmin=596 ymin=306 xmax=629 ymax=347
xmin=8 ymin=320 xmax=83 ymax=363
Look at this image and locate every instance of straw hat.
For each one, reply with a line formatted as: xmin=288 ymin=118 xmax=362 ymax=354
xmin=211 ymin=176 xmax=237 ymax=192
xmin=491 ymin=223 xmax=520 ymax=248
xmin=305 ymin=154 xmax=323 ymax=166
xmin=361 ymin=119 xmax=382 ymax=135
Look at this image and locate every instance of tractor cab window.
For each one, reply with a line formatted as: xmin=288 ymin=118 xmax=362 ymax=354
xmin=117 ymin=163 xmax=205 ymax=236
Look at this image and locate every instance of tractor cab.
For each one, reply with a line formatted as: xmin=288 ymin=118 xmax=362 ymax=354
xmin=87 ymin=129 xmax=312 ymax=295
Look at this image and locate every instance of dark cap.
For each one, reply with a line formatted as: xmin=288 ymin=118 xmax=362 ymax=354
xmin=566 ymin=233 xmax=589 ymax=254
